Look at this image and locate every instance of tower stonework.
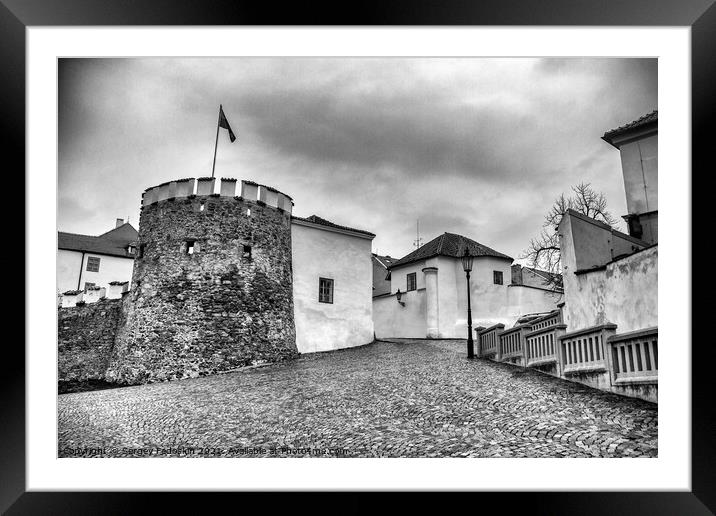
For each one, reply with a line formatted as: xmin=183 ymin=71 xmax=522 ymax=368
xmin=105 ymin=178 xmax=298 ymax=385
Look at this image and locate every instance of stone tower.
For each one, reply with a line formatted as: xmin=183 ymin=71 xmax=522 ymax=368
xmin=105 ymin=177 xmax=298 ymax=384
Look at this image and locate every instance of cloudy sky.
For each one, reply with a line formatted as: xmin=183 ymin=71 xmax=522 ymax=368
xmin=58 ymin=58 xmax=656 ymax=261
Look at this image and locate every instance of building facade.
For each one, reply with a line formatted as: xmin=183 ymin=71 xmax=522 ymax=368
xmin=292 ymin=216 xmax=375 ymax=354
xmin=57 ymin=219 xmax=137 ymax=298
xmin=602 ymin=110 xmax=658 ymax=244
xmin=373 ymin=232 xmax=560 ymax=339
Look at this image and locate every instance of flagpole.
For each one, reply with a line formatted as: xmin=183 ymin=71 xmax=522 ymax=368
xmin=211 ymin=105 xmax=221 ymax=179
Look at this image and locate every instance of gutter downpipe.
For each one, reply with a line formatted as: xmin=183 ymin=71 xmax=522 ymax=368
xmin=76 ymin=251 xmax=86 ymax=291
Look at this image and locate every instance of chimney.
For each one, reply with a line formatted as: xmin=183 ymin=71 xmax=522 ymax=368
xmin=115 ymin=218 xmax=124 ymax=228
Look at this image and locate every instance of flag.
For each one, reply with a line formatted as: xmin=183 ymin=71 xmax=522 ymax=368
xmin=218 ymin=105 xmax=236 ymax=143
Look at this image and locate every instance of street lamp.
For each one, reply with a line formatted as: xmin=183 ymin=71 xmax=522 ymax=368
xmin=395 ymin=288 xmax=405 ymax=307
xmin=461 ymin=248 xmax=475 ymax=358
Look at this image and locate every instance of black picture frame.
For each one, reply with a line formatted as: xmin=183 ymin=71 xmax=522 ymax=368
xmin=3 ymin=0 xmax=711 ymax=513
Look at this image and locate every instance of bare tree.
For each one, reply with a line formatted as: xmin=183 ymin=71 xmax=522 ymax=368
xmin=521 ymin=183 xmax=618 ymax=292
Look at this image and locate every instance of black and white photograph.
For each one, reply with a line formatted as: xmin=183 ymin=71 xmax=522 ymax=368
xmin=56 ymin=56 xmax=660 ymax=459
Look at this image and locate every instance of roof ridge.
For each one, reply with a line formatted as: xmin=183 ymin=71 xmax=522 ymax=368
xmin=436 ymin=233 xmax=446 ymax=254
xmin=608 ymin=109 xmax=657 ymax=131
xmin=387 ymin=231 xmax=512 ymax=270
xmin=57 ymin=231 xmax=98 ymax=238
xmin=98 ymin=222 xmax=138 ymax=239
xmin=373 ymin=255 xmax=388 ymax=269
xmin=602 ymin=110 xmax=658 ymax=145
xmin=292 ymin=214 xmax=375 ymax=237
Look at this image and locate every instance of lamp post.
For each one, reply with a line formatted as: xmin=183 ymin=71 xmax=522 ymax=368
xmin=461 ymin=248 xmax=475 ymax=358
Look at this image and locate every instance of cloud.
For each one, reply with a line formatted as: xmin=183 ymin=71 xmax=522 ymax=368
xmin=58 ymin=57 xmax=656 ymax=260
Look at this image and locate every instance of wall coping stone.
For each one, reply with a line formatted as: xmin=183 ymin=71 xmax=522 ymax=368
xmin=478 ymin=323 xmax=505 ymax=335
xmin=559 ymin=324 xmax=617 ymax=340
xmin=607 ymin=326 xmax=658 ymax=343
xmin=524 ymin=323 xmax=567 ymax=338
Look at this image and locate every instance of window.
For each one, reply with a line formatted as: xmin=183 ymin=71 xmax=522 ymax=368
xmin=83 ymin=282 xmax=95 ymax=292
xmin=86 ymin=256 xmax=100 ymax=272
xmin=242 ymin=245 xmax=252 ymax=260
xmin=319 ymin=277 xmax=334 ymax=304
xmin=246 ymin=208 xmax=251 ymax=217
xmin=185 ymin=240 xmax=196 ymax=255
xmin=407 ymin=272 xmax=417 ymax=291
xmin=493 ymin=271 xmax=504 ymax=285
xmin=127 ymin=245 xmax=136 ymax=255
xmin=138 ymin=243 xmax=146 ymax=258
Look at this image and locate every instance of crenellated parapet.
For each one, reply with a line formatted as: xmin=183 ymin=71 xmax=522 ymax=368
xmin=141 ymin=177 xmax=293 ymax=215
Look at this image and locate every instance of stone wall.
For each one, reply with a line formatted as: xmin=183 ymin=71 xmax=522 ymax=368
xmin=58 ymin=297 xmax=123 ymax=388
xmin=562 ymin=246 xmax=657 ymax=334
xmin=105 ymin=192 xmax=297 ymax=385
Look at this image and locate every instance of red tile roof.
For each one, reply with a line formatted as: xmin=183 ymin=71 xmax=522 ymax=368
xmin=387 ymin=232 xmax=512 ymax=270
xmin=602 ymin=110 xmax=657 ymax=146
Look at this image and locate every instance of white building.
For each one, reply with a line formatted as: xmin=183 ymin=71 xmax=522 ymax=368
xmin=602 ymin=110 xmax=658 ymax=244
xmin=373 ymin=232 xmax=560 ymax=339
xmin=291 ymin=215 xmax=375 ymax=354
xmin=57 ymin=219 xmax=137 ymax=296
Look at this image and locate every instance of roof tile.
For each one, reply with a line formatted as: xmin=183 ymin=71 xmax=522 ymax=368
xmin=58 ymin=223 xmax=138 ymax=258
xmin=388 ymin=232 xmax=512 ymax=270
xmin=292 ymin=214 xmax=375 ymax=237
xmin=602 ymin=110 xmax=657 ymax=145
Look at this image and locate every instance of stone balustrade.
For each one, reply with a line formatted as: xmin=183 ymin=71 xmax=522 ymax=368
xmin=528 ymin=309 xmax=562 ymax=331
xmin=560 ymin=324 xmax=616 ymax=375
xmin=498 ymin=324 xmax=532 ymax=365
xmin=525 ymin=324 xmax=567 ymax=372
xmin=477 ymin=324 xmax=504 ymax=360
xmin=476 ymin=316 xmax=658 ymax=401
xmin=607 ymin=327 xmax=658 ymax=385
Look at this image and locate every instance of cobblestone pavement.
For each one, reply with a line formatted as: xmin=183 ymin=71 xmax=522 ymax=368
xmin=58 ymin=340 xmax=657 ymax=458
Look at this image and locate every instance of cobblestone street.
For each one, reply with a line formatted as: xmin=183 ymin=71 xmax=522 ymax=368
xmin=58 ymin=340 xmax=657 ymax=458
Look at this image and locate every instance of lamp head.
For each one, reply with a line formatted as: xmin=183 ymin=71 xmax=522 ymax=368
xmin=461 ymin=248 xmax=474 ymax=273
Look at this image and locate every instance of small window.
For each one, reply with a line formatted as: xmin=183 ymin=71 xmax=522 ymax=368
xmin=246 ymin=208 xmax=251 ymax=217
xmin=406 ymin=272 xmax=417 ymax=291
xmin=127 ymin=245 xmax=136 ymax=255
xmin=493 ymin=271 xmax=504 ymax=285
xmin=83 ymin=282 xmax=95 ymax=292
xmin=319 ymin=277 xmax=334 ymax=304
xmin=185 ymin=240 xmax=196 ymax=255
xmin=242 ymin=245 xmax=252 ymax=260
xmin=86 ymin=256 xmax=100 ymax=272
xmin=138 ymin=243 xmax=146 ymax=258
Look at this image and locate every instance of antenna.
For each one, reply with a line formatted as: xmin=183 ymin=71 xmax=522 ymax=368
xmin=413 ymin=219 xmax=423 ymax=249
